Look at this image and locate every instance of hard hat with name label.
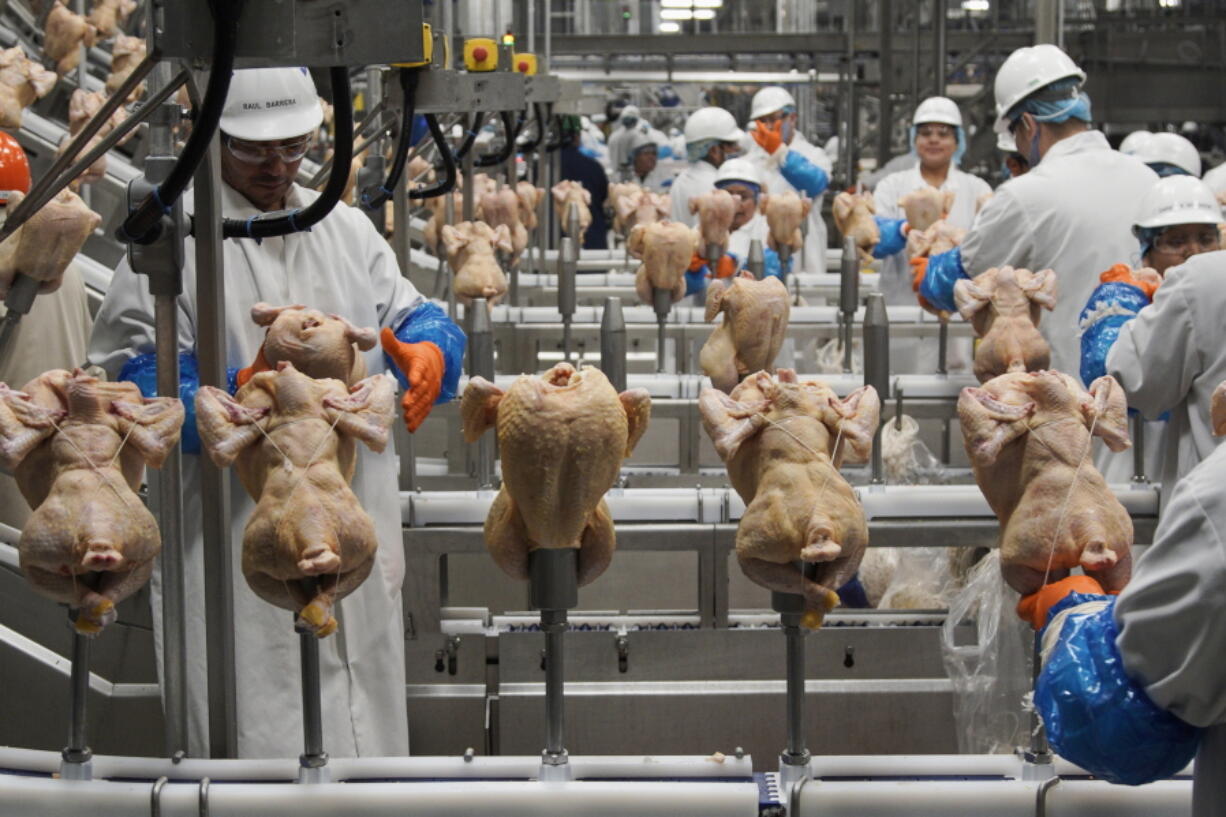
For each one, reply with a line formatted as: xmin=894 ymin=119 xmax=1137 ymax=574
xmin=913 ymin=96 xmax=962 ymax=128
xmin=750 ymin=86 xmax=796 ymax=121
xmin=1133 ymin=175 xmax=1221 ymax=231
xmin=220 ymin=67 xmax=324 ymax=142
xmin=683 ymin=107 xmax=743 ymax=145
xmin=993 ymin=44 xmax=1086 ymax=134
xmin=714 ymin=157 xmax=763 ymax=188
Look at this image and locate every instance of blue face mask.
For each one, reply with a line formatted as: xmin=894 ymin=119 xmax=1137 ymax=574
xmin=1017 ymin=116 xmax=1042 ymax=167
xmin=622 ymin=117 xmax=638 ymax=128
xmin=781 ymin=118 xmax=794 ymax=144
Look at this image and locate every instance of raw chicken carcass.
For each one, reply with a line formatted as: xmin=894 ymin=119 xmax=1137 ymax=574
xmin=700 ymin=271 xmax=791 ymax=394
xmin=461 ymin=363 xmax=651 ymax=586
xmin=422 ymin=190 xmax=470 ymax=254
xmin=44 ymin=1 xmax=98 ymax=75
xmin=700 ymin=371 xmax=880 ymax=623
xmin=105 ymin=34 xmax=145 ymax=98
xmin=87 ymin=0 xmax=137 ymax=37
xmin=0 ymin=369 xmax=183 ymax=634
xmin=954 ymin=266 xmax=1056 ymax=383
xmin=59 ymin=88 xmax=132 ymax=188
xmin=0 ymin=189 xmax=101 ymax=298
xmin=959 ymin=370 xmax=1133 ymax=595
xmin=627 ymin=219 xmax=699 ymax=305
xmin=689 ymin=188 xmax=737 ymax=254
xmin=248 ymin=302 xmax=377 ymax=385
xmin=0 ymin=45 xmax=56 ymax=129
xmin=607 ymin=182 xmax=643 ymax=236
xmin=1213 ymin=380 xmax=1226 ymax=436
xmin=898 ymin=188 xmax=953 ymax=233
xmin=761 ymin=192 xmax=810 ymax=255
xmin=515 ymin=181 xmax=544 ymax=232
xmin=832 ymin=191 xmax=879 ymax=264
xmin=613 ymin=188 xmax=669 ymax=237
xmin=196 ymin=363 xmax=396 ymax=637
xmin=442 ymin=220 xmax=512 ymax=306
xmin=551 ymin=180 xmax=592 ymax=242
xmin=905 ymin=219 xmax=966 ymax=260
xmin=480 ymin=185 xmax=528 ymax=266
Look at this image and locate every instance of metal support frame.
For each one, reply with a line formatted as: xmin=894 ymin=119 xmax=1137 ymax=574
xmin=863 ymin=294 xmax=889 ymax=485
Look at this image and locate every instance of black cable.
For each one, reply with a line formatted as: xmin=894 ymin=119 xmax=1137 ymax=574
xmin=545 ymin=115 xmax=564 ymax=153
xmin=453 ymin=112 xmax=487 ymax=161
xmin=118 ymin=0 xmax=241 ymax=245
xmin=408 ymin=114 xmax=456 ymax=200
xmin=220 ymin=66 xmax=353 ymax=240
xmin=518 ymin=103 xmax=545 ymax=152
xmin=359 ymin=67 xmax=420 ymax=211
xmin=475 ymin=111 xmax=517 ymax=167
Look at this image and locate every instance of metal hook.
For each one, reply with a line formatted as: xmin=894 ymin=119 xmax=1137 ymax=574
xmin=1035 ymin=776 xmax=1060 ymax=817
xmin=150 ymin=776 xmax=169 ymax=817
xmin=198 ymin=777 xmax=211 ymax=817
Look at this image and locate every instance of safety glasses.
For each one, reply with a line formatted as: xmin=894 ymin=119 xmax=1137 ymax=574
xmin=1153 ymin=229 xmax=1221 ymax=255
xmin=224 ymin=134 xmax=313 ymax=165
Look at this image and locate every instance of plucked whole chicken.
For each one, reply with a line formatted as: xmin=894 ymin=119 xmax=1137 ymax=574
xmin=87 ymin=0 xmax=137 ymax=37
xmin=958 ymin=370 xmax=1133 ymax=596
xmin=0 ymin=369 xmax=184 ymax=635
xmin=898 ymin=188 xmax=954 ymax=233
xmin=627 ymin=219 xmax=699 ymax=305
xmin=700 ymin=271 xmax=791 ymax=394
xmin=832 ymin=191 xmax=879 ymax=264
xmin=461 ymin=363 xmax=651 ymax=586
xmin=422 ymin=190 xmax=469 ymax=253
xmin=613 ymin=187 xmax=669 ymax=237
xmin=607 ymin=182 xmax=642 ymax=235
xmin=441 ymin=221 xmax=512 ymax=306
xmin=515 ymin=181 xmax=544 ymax=232
xmin=479 ymin=185 xmax=528 ymax=266
xmin=954 ymin=266 xmax=1057 ymax=383
xmin=60 ymin=88 xmax=131 ymax=188
xmin=761 ymin=192 xmax=810 ymax=255
xmin=551 ymin=180 xmax=592 ymax=241
xmin=196 ymin=363 xmax=396 ymax=637
xmin=700 ymin=371 xmax=880 ymax=624
xmin=905 ymin=219 xmax=966 ymax=261
xmin=248 ymin=302 xmax=377 ymax=384
xmin=0 ymin=189 xmax=102 ymax=298
xmin=0 ymin=45 xmax=56 ymax=129
xmin=689 ymin=188 xmax=737 ymax=253
xmin=105 ymin=34 xmax=146 ymax=98
xmin=44 ymin=1 xmax=97 ymax=75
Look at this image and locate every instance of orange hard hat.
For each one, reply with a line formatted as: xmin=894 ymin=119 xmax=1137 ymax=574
xmin=0 ymin=132 xmax=31 ymax=198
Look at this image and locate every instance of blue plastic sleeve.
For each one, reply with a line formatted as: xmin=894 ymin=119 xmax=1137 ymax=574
xmin=658 ymin=145 xmax=673 ymax=159
xmin=763 ymin=248 xmax=789 ymax=280
xmin=836 ymin=574 xmax=871 ymax=609
xmin=385 ymin=301 xmax=466 ymax=404
xmin=685 ymin=266 xmax=708 ymax=296
xmin=871 ymin=217 xmax=907 ymax=259
xmin=1078 ymin=281 xmax=1150 ymax=385
xmin=918 ymin=247 xmax=967 ymax=314
xmin=119 ymin=352 xmax=239 ymax=456
xmin=1036 ymin=593 xmax=1201 ymax=786
xmin=410 ymin=114 xmax=429 ymax=146
xmin=778 ymin=149 xmax=830 ymax=198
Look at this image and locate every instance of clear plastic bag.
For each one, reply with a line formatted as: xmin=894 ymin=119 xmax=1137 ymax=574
xmin=815 ymin=336 xmax=861 ymax=374
xmin=880 ymin=413 xmax=948 ymax=484
xmin=858 ymin=546 xmax=961 ymax=610
xmin=940 ymin=551 xmax=1033 ymax=754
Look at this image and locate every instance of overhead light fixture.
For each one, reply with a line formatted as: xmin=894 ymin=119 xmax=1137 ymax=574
xmin=661 ymin=0 xmax=692 ymax=7
xmin=692 ymin=8 xmax=716 ymax=19
xmin=692 ymin=0 xmax=723 ymax=7
xmin=660 ymin=8 xmax=694 ymax=19
xmin=659 ymin=21 xmax=681 ymax=32
xmin=961 ymin=0 xmax=989 ymax=9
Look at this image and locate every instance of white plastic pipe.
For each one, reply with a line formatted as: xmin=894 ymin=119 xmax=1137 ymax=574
xmin=0 ymin=776 xmax=759 ymax=817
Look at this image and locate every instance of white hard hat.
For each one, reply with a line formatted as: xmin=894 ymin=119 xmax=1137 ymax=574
xmin=913 ymin=96 xmax=962 ymax=128
xmin=750 ymin=86 xmax=796 ymax=121
xmin=996 ymin=131 xmax=1017 ymax=153
xmin=620 ymin=104 xmax=640 ymax=122
xmin=992 ymin=44 xmax=1086 ymax=134
xmin=1137 ymin=132 xmax=1202 ymax=177
xmin=220 ymin=67 xmax=323 ymax=141
xmin=627 ymin=129 xmax=656 ymax=156
xmin=1133 ymin=175 xmax=1222 ymax=231
xmin=714 ymin=157 xmax=763 ymax=188
xmin=683 ymin=107 xmax=743 ymax=145
xmin=1119 ymin=130 xmax=1153 ymax=157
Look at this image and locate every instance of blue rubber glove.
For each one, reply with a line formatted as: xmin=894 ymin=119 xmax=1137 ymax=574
xmin=836 ymin=574 xmax=871 ymax=609
xmin=685 ymin=265 xmax=709 ymax=296
xmin=1036 ymin=592 xmax=1200 ymax=785
xmin=871 ymin=217 xmax=908 ymax=259
xmin=1078 ymin=281 xmax=1152 ymax=385
xmin=918 ymin=246 xmax=968 ymax=314
xmin=384 ymin=301 xmax=466 ymax=405
xmin=778 ymin=149 xmax=830 ymax=198
xmin=763 ymin=247 xmax=791 ymax=280
xmin=120 ymin=352 xmax=240 ymax=455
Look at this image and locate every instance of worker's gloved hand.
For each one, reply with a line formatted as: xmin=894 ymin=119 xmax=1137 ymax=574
xmin=1078 ymin=269 xmax=1156 ymax=385
xmin=763 ymin=247 xmax=791 ymax=280
xmin=916 ymin=247 xmax=967 ymax=315
xmin=235 ymin=344 xmax=272 ymax=389
xmin=120 ymin=352 xmax=239 ymax=455
xmin=684 ymin=265 xmax=708 ymax=296
xmin=381 ymin=328 xmax=444 ymax=433
xmin=1098 ymin=263 xmax=1161 ymax=300
xmin=752 ymin=118 xmax=785 ymax=155
xmin=1017 ymin=575 xmax=1107 ymax=630
xmin=714 ymin=252 xmax=738 ymax=279
xmin=871 ymin=217 xmax=908 ymax=259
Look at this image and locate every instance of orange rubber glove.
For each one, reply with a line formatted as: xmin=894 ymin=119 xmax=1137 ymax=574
xmin=714 ymin=254 xmax=737 ymax=278
xmin=380 ymin=327 xmax=444 ymax=433
xmin=908 ymin=255 xmax=941 ymax=314
xmin=1017 ymin=575 xmax=1106 ymax=630
xmin=235 ymin=344 xmax=272 ymax=388
xmin=1100 ymin=263 xmax=1160 ymax=300
xmin=752 ymin=118 xmax=784 ymax=155
xmin=688 ymin=251 xmax=707 ymax=273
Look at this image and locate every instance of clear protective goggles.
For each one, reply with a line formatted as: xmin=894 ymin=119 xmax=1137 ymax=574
xmin=1152 ymin=228 xmax=1220 ymax=255
xmin=224 ymin=134 xmax=313 ymax=165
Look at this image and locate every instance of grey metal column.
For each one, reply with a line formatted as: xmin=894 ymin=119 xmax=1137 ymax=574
xmin=1035 ymin=0 xmax=1062 ymax=47
xmin=771 ymin=573 xmax=811 ymax=791
xmin=298 ymin=628 xmax=328 ymax=777
xmin=557 ymin=236 xmax=577 ymax=361
xmin=599 ymin=297 xmax=626 ymax=391
xmin=933 ymin=0 xmax=946 ymax=96
xmin=61 ymin=629 xmax=92 ymax=769
xmin=1132 ymin=413 xmax=1147 ymax=483
xmin=878 ymin=0 xmax=893 ymax=165
xmin=529 ymin=548 xmax=577 ymax=776
xmin=746 ymin=239 xmax=765 ymax=280
xmin=468 ymin=299 xmax=496 ymax=488
xmin=863 ymin=293 xmax=889 ymax=484
xmin=843 ymin=2 xmax=857 ymax=186
xmin=839 ymin=236 xmax=858 ymax=373
xmin=195 ymin=134 xmax=237 ymax=758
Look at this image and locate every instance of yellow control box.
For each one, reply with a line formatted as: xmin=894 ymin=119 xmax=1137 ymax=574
xmin=464 ymin=37 xmax=499 ymax=71
xmin=512 ymin=52 xmax=537 ymax=75
xmin=393 ymin=23 xmax=433 ymax=68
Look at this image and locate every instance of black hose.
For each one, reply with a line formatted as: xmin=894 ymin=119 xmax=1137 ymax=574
xmin=518 ymin=103 xmax=545 ymax=152
xmin=359 ymin=68 xmax=420 ymax=211
xmin=118 ymin=0 xmax=241 ymax=245
xmin=545 ymin=115 xmax=564 ymax=153
xmin=453 ymin=112 xmax=487 ymax=161
xmin=220 ymin=66 xmax=353 ymax=240
xmin=475 ymin=111 xmax=516 ymax=168
xmin=408 ymin=114 xmax=456 ymax=200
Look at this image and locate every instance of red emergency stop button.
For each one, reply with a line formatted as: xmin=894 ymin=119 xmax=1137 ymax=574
xmin=473 ymin=46 xmax=488 ymax=62
xmin=518 ymin=60 xmax=529 ymax=72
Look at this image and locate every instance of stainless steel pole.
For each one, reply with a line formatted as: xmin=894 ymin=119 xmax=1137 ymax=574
xmin=933 ymin=0 xmax=946 ymax=96
xmin=299 ymin=629 xmax=327 ymax=771
xmin=529 ymin=548 xmax=577 ymax=768
xmin=1132 ymin=413 xmax=1147 ymax=483
xmin=557 ymin=236 xmax=577 ymax=361
xmin=62 ymin=630 xmax=91 ymax=765
xmin=746 ymin=239 xmax=765 ymax=280
xmin=863 ymin=293 xmax=889 ymax=484
xmin=469 ymin=300 xmax=496 ymax=488
xmin=839 ymin=236 xmax=859 ymax=373
xmin=878 ymin=0 xmax=893 ymax=165
xmin=599 ymin=296 xmax=626 ymax=391
xmin=843 ymin=2 xmax=857 ymax=187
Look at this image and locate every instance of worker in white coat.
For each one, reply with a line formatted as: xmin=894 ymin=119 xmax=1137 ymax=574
xmin=88 ymin=68 xmax=465 ymax=758
xmin=743 ymin=86 xmax=833 ymax=274
xmin=872 ymin=96 xmax=992 ymax=307
xmin=918 ymin=44 xmax=1157 ymax=379
xmin=670 ymin=107 xmax=743 ymax=226
xmin=1018 ymin=438 xmax=1226 ymax=814
xmin=623 ymin=129 xmax=672 ymax=192
xmin=1079 ymin=177 xmax=1225 ymax=502
xmin=1134 ymin=131 xmax=1202 ymax=178
xmin=606 ymin=104 xmax=647 ymax=180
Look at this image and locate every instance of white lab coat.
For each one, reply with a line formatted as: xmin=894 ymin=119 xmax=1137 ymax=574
xmin=726 ymin=212 xmax=769 ymax=262
xmin=745 ymin=133 xmax=833 ymax=275
xmin=1105 ymin=251 xmax=1226 ymax=505
xmin=88 ymin=182 xmax=420 ymax=759
xmin=1115 ymin=438 xmax=1226 ymax=816
xmin=960 ymin=130 xmax=1157 ymax=379
xmin=630 ymin=163 xmax=673 ymax=194
xmin=606 ymin=122 xmax=646 ymax=178
xmin=669 ymin=159 xmax=718 ymax=227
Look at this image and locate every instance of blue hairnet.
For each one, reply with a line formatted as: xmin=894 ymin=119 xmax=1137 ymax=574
xmin=909 ymin=124 xmax=967 ymax=166
xmin=715 ymin=179 xmax=761 ymax=199
xmin=1135 ymin=226 xmax=1161 ymax=259
xmin=1005 ymin=77 xmax=1092 ymax=128
xmin=1148 ymin=162 xmax=1191 ymax=178
xmin=687 ymin=138 xmax=717 ymax=163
